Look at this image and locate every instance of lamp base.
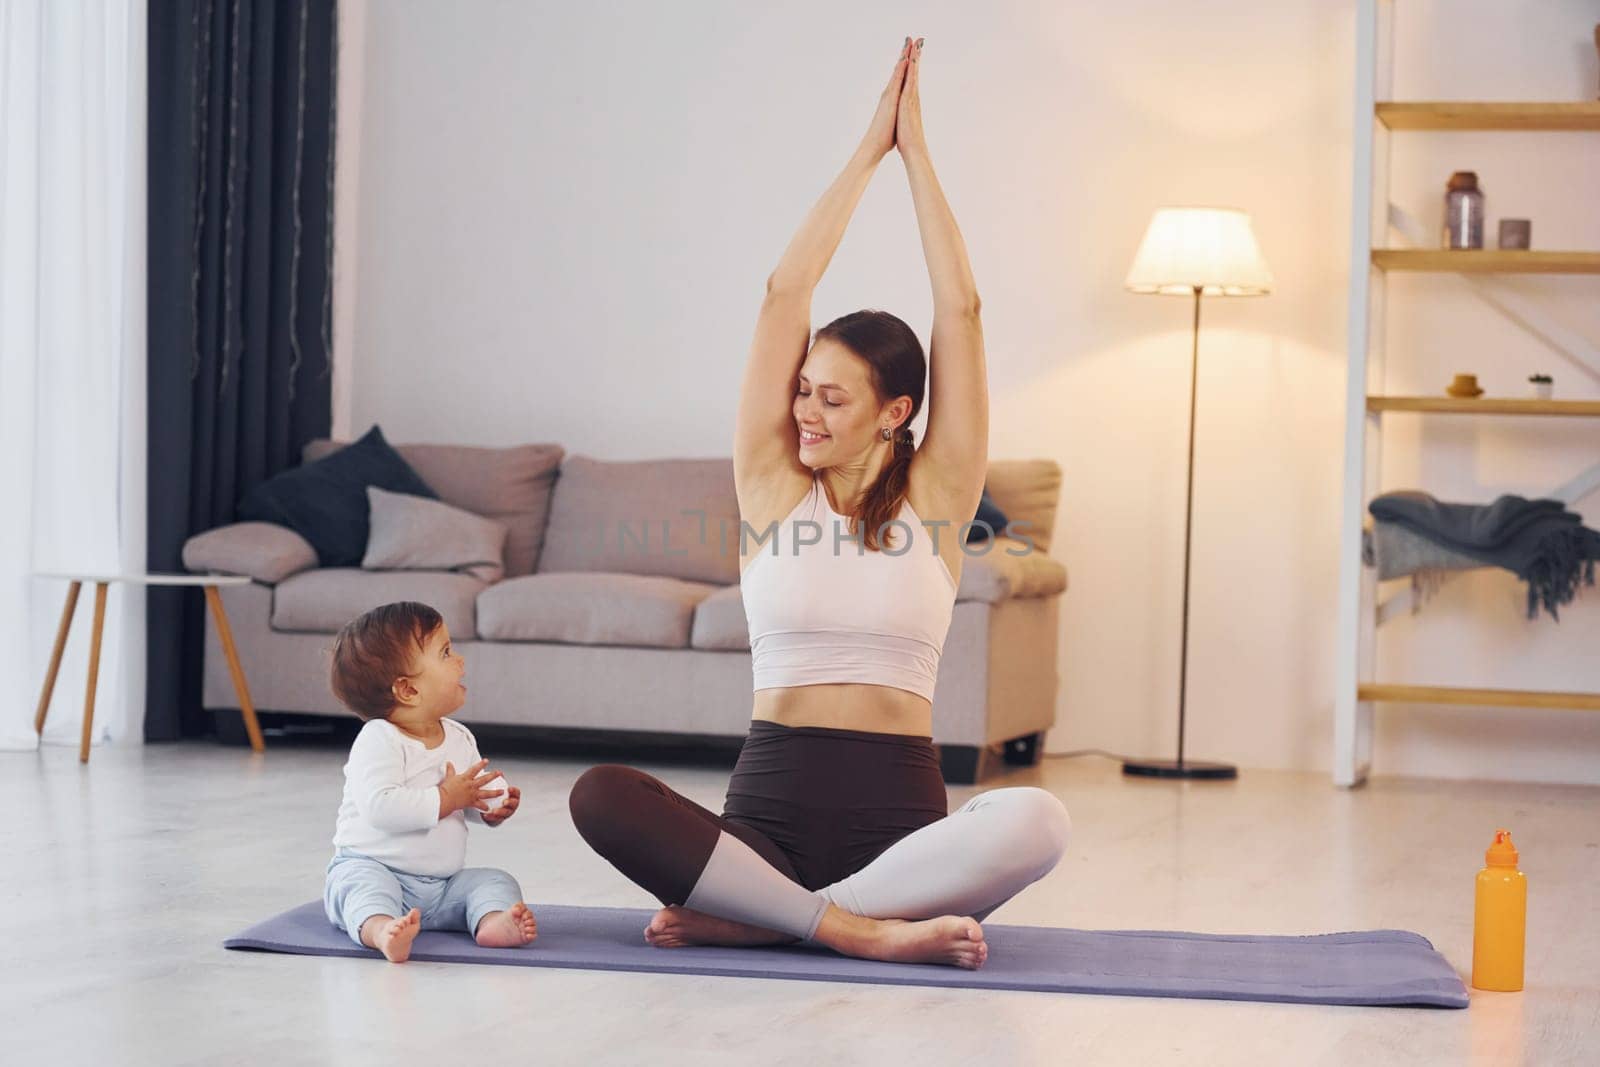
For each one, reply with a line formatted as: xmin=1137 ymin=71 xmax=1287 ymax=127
xmin=1122 ymin=758 xmax=1238 ymax=780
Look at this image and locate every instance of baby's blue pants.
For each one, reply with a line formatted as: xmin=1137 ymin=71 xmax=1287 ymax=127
xmin=324 ymin=849 xmax=521 ymax=946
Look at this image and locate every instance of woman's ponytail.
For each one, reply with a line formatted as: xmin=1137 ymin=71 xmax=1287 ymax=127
xmin=813 ymin=309 xmax=926 ymax=553
xmin=857 ymin=426 xmax=917 ymax=551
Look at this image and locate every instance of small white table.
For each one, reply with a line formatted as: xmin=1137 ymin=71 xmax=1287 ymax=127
xmin=32 ymin=573 xmax=265 ymax=762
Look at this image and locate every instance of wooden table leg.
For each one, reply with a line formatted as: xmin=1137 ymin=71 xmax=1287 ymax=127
xmin=35 ymin=581 xmax=81 ymax=735
xmin=79 ymin=582 xmax=108 ymax=764
xmin=205 ymin=584 xmax=265 ymax=753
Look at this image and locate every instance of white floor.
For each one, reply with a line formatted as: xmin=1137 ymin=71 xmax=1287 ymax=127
xmin=2 ymin=739 xmax=1594 ymax=1066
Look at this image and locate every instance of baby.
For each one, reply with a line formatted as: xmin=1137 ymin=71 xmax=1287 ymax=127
xmin=323 ymin=600 xmax=538 ymax=962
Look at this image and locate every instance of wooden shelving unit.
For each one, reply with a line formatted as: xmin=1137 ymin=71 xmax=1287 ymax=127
xmin=1371 ymin=250 xmax=1600 ymax=274
xmin=1359 ymin=684 xmax=1600 ymax=712
xmin=1333 ymin=2 xmax=1600 ymax=787
xmin=1366 ymin=397 xmax=1600 ymax=417
xmin=1376 ymin=101 xmax=1600 ymax=131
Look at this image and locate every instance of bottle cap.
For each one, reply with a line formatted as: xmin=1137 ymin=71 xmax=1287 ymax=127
xmin=1447 ymin=171 xmax=1480 ymax=192
xmin=1485 ymin=828 xmax=1518 ymax=867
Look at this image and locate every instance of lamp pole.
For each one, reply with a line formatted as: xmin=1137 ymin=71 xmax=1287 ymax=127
xmin=1176 ymin=286 xmax=1201 ymax=768
xmin=1123 ymin=285 xmax=1237 ymax=780
xmin=1122 ymin=207 xmax=1269 ymax=781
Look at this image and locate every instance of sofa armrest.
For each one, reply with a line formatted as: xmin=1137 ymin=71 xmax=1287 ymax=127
xmin=183 ymin=522 xmax=318 ymax=584
xmin=955 ymin=537 xmax=1068 ymax=603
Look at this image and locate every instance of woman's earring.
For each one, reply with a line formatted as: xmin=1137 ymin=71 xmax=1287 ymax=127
xmin=880 ymin=426 xmax=892 ymax=441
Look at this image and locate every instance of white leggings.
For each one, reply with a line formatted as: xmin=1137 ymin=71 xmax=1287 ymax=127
xmin=684 ymin=786 xmax=1071 ymax=940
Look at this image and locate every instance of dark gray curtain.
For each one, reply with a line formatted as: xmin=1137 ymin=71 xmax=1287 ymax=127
xmin=147 ymin=0 xmax=337 ymax=740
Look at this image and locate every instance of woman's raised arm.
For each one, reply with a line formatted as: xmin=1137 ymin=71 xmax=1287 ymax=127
xmin=734 ymin=41 xmax=913 ymax=486
xmin=897 ymin=39 xmax=989 ymax=502
xmin=765 ymin=38 xmax=911 ymax=294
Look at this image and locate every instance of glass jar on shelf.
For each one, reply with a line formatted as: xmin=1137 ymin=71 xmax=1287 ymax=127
xmin=1444 ymin=171 xmax=1484 ymax=250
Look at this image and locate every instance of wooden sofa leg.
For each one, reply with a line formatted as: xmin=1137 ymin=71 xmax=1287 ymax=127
xmin=1002 ymin=731 xmax=1045 ymax=767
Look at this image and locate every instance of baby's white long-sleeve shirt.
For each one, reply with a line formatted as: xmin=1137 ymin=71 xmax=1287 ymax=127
xmin=331 ymin=717 xmax=489 ymax=877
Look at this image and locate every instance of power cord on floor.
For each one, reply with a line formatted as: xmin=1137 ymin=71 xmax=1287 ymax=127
xmin=1042 ymin=748 xmax=1138 ymax=762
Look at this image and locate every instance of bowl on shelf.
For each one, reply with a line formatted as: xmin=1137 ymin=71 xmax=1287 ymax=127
xmin=1446 ymin=373 xmax=1485 ymax=398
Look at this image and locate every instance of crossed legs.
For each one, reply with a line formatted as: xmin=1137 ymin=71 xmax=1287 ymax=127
xmin=816 ymin=787 xmax=1072 ymax=923
xmin=568 ymin=765 xmax=1070 ymax=969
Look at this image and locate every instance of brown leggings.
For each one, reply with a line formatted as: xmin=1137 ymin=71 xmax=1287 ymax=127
xmin=567 ymin=720 xmax=947 ymax=904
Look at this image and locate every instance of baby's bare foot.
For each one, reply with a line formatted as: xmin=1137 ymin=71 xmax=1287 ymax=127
xmin=644 ymin=905 xmax=793 ymax=948
xmin=475 ymin=902 xmax=538 ymax=948
xmin=364 ymin=908 xmax=421 ymax=963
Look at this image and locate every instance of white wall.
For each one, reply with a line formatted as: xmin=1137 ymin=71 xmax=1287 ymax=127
xmin=341 ymin=0 xmax=1600 ymax=783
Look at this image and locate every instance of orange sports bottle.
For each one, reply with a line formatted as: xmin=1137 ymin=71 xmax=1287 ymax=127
xmin=1471 ymin=829 xmax=1526 ymax=992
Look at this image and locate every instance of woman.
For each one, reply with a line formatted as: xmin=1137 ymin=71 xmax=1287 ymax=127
xmin=569 ymin=37 xmax=1069 ymax=970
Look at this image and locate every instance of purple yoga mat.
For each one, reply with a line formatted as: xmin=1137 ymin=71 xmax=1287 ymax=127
xmin=225 ymin=902 xmax=1467 ymax=1007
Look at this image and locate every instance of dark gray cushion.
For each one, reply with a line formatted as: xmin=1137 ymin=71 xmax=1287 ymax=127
xmin=240 ymin=425 xmax=437 ymax=567
xmin=967 ymin=487 xmax=1010 ymax=543
xmin=478 ymin=572 xmax=719 ymax=649
xmin=305 ymin=439 xmax=564 ymax=577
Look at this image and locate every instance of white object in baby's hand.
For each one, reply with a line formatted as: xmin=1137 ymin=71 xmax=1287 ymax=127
xmin=479 ymin=775 xmax=510 ymax=813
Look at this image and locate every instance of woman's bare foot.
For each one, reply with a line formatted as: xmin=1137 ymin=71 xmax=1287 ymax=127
xmin=361 ymin=908 xmax=422 ymax=963
xmin=818 ymin=908 xmax=988 ymax=970
xmin=475 ymin=902 xmax=538 ymax=948
xmin=644 ymin=905 xmax=794 ymax=949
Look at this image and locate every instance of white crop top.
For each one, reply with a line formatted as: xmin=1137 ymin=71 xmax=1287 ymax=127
xmin=740 ymin=472 xmax=958 ymax=701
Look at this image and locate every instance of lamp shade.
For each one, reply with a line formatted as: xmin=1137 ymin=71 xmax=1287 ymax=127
xmin=1124 ymin=208 xmax=1274 ymax=296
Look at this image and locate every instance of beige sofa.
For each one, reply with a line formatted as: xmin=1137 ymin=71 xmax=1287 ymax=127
xmin=185 ymin=440 xmax=1069 ymax=783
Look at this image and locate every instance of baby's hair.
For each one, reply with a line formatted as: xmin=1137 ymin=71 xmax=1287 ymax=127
xmin=329 ymin=601 xmax=444 ymax=720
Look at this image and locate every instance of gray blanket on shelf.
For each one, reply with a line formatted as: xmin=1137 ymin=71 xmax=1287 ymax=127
xmin=1365 ymin=522 xmax=1485 ymax=580
xmin=1368 ymin=491 xmax=1600 ymax=620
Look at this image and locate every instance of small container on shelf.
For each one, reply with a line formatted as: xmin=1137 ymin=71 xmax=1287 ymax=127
xmin=1528 ymin=373 xmax=1553 ymax=400
xmin=1444 ymin=171 xmax=1485 ymax=250
xmin=1446 ymin=373 xmax=1484 ymax=398
xmin=1498 ymin=219 xmax=1531 ymax=250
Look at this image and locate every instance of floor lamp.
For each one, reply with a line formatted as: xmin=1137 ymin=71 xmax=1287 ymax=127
xmin=1121 ymin=207 xmax=1273 ymax=780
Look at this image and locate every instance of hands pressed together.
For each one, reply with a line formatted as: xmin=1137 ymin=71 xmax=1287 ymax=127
xmin=862 ymin=35 xmax=927 ymax=163
xmin=481 ymin=784 xmax=520 ymax=827
xmin=439 ymin=758 xmax=522 ymax=826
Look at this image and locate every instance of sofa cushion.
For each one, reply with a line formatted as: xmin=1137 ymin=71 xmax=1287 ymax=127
xmin=537 ymin=456 xmax=741 ymax=585
xmin=985 ymin=459 xmax=1062 ymax=555
xmin=272 ymin=569 xmax=485 ymax=638
xmin=182 ymin=522 xmax=318 ymax=584
xmin=690 ymin=584 xmax=750 ymax=651
xmin=305 ymin=439 xmax=564 ymax=578
xmin=966 ymin=487 xmax=1010 ymax=543
xmin=478 ymin=572 xmax=719 ymax=649
xmin=362 ymin=487 xmax=509 ymax=583
xmin=955 ymin=537 xmax=1069 ymax=603
xmin=240 ymin=425 xmax=438 ymax=567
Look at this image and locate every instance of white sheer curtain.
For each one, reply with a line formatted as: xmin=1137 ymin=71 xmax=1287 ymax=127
xmin=0 ymin=0 xmax=146 ymax=751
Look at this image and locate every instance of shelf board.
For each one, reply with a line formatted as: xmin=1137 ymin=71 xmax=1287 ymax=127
xmin=1367 ymin=396 xmax=1600 ymax=417
xmin=1376 ymin=101 xmax=1600 ymax=131
xmin=1360 ymin=684 xmax=1600 ymax=712
xmin=1371 ymin=250 xmax=1600 ymax=274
